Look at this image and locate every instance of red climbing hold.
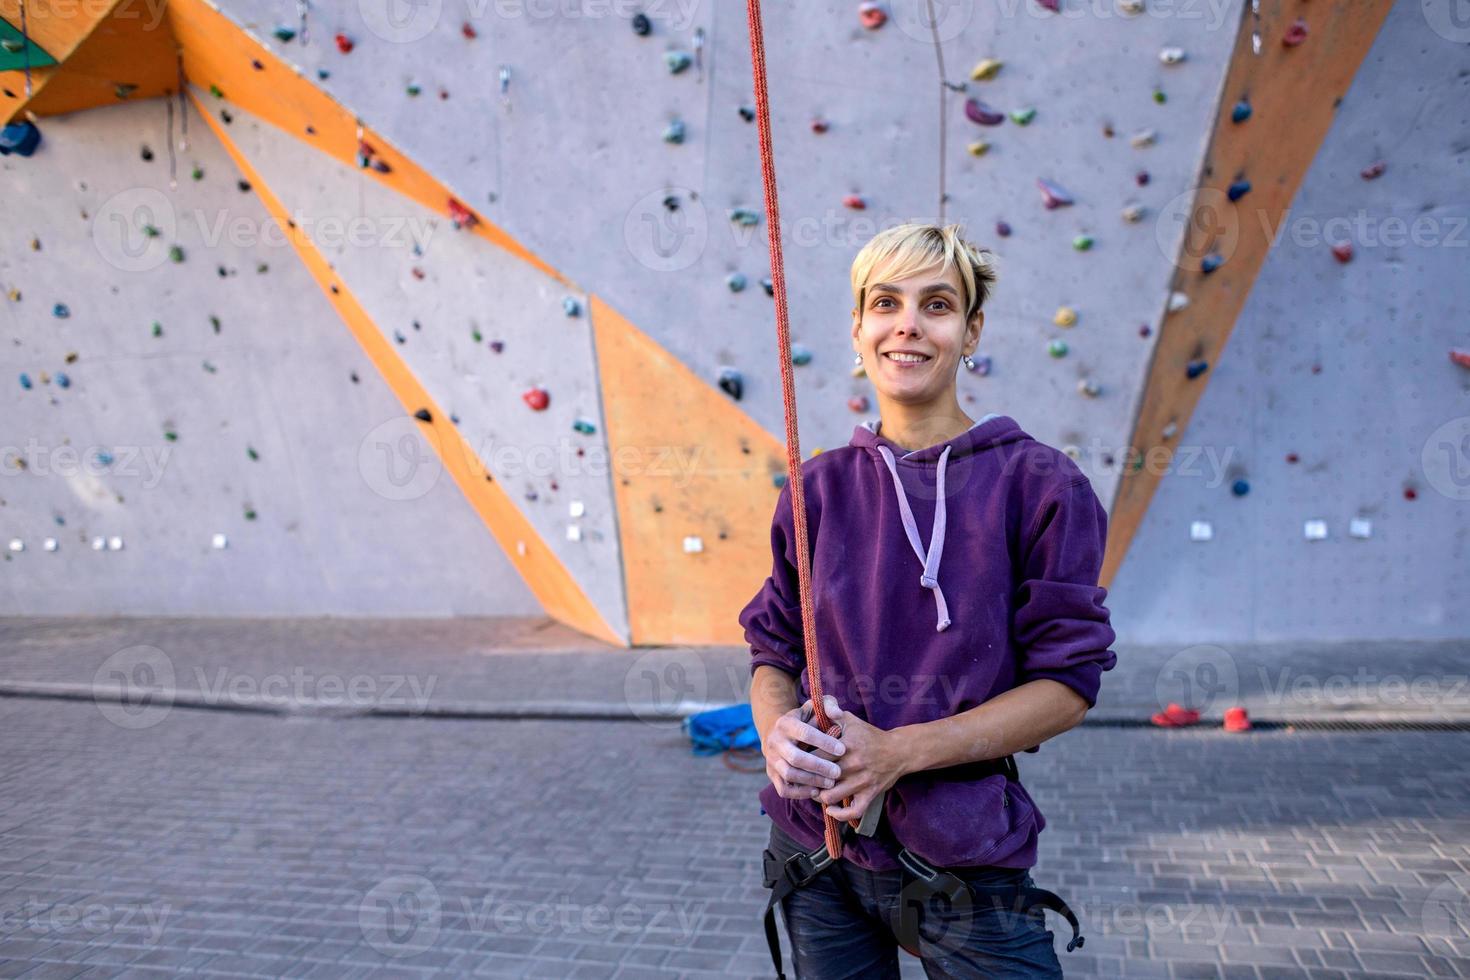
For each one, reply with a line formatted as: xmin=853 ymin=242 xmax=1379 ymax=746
xmin=334 ymin=32 xmax=354 ymax=54
xmin=522 ymin=387 xmax=550 ymax=411
xmin=1404 ymin=486 xmax=1418 ymax=500
xmin=1450 ymin=348 xmax=1470 ymax=370
xmin=858 ymin=2 xmax=886 ymax=29
xmin=1282 ymin=19 xmax=1308 ymax=47
xmin=847 ymin=395 xmax=870 ymax=412
xmin=1285 ymin=452 xmax=1299 ymax=464
xmin=843 ymin=194 xmax=866 ymax=210
xmin=1223 ymin=706 xmax=1251 ymax=732
xmin=462 ymin=22 xmax=478 ymax=39
xmin=1150 ymin=702 xmax=1201 ymax=728
xmin=811 ymin=118 xmax=830 ymax=134
xmin=447 ymin=197 xmax=477 ymax=230
xmin=1331 ymin=242 xmax=1353 ymax=264
xmin=1361 ymin=160 xmax=1386 ymax=180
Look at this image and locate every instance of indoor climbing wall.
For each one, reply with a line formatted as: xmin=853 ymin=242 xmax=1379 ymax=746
xmin=0 ymin=97 xmax=543 ymax=617
xmin=1109 ymin=0 xmax=1470 ymax=641
xmin=194 ymin=0 xmax=1249 ymax=490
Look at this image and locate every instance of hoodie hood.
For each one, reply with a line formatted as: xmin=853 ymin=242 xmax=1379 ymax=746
xmin=847 ymin=412 xmax=1027 ymax=632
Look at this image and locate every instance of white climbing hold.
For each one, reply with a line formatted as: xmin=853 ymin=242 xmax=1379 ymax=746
xmin=1349 ymin=517 xmax=1372 ymax=539
xmin=516 ymin=540 xmax=527 ymax=556
xmin=566 ymin=524 xmax=582 ymax=542
xmin=43 ymin=538 xmax=58 ymax=552
xmin=1167 ymin=291 xmax=1190 ymax=313
xmin=1062 ymin=445 xmax=1082 ymax=460
xmin=7 ymin=538 xmax=22 ymax=552
xmin=1189 ymin=520 xmax=1213 ymax=542
xmin=1159 ymin=47 xmax=1186 ymax=65
xmin=683 ymin=535 xmax=704 ymax=554
xmin=1117 ymin=0 xmax=1145 ymax=13
xmin=1121 ymin=203 xmax=1146 ymax=223
xmin=108 ymin=536 xmax=124 ymax=551
xmin=91 ymin=536 xmax=106 ymax=551
xmin=569 ymin=500 xmax=585 ymax=518
xmin=1129 ymin=128 xmax=1158 ymax=148
xmin=1078 ymin=378 xmax=1102 ymax=398
xmin=211 ymin=533 xmax=229 ymax=549
xmin=1303 ymin=519 xmax=1328 ymax=541
xmin=1162 ymin=421 xmax=1178 ymax=439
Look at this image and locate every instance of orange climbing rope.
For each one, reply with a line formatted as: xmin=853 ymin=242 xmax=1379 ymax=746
xmin=744 ymin=0 xmax=850 ymax=861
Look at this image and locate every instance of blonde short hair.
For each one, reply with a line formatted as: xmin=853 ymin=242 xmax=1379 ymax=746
xmin=850 ymin=223 xmax=998 ymax=321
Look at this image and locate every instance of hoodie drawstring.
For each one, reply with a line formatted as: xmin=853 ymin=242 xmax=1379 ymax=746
xmin=875 ymin=444 xmax=952 ymax=632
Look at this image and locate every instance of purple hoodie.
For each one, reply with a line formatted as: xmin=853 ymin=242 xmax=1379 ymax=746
xmin=740 ymin=413 xmax=1117 ymax=871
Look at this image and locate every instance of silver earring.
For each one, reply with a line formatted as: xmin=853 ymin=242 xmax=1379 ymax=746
xmin=854 ymin=352 xmax=863 ymax=364
xmin=962 ymin=354 xmax=976 ymax=370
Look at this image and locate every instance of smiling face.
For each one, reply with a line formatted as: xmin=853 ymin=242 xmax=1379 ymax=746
xmin=851 ymin=262 xmax=983 ymax=409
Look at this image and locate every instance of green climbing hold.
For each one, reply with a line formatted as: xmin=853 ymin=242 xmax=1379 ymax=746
xmin=244 ymin=506 xmax=257 ymax=520
xmin=164 ymin=428 xmax=178 ymax=441
xmin=143 ymin=225 xmax=160 ymax=238
xmin=202 ymin=361 xmax=217 ymax=373
xmin=1152 ymin=87 xmax=1166 ymax=104
xmin=209 ymin=84 xmax=224 ymax=98
xmin=1047 ymin=339 xmax=1069 ymax=358
xmin=1072 ymin=234 xmax=1094 ymax=251
xmin=247 ymin=446 xmax=259 ymax=461
xmin=471 ymin=327 xmax=483 ymax=342
xmin=1009 ymin=106 xmax=1036 ymax=126
xmin=406 ymin=84 xmax=421 ymax=97
xmin=663 ymin=119 xmax=686 ymax=144
xmin=192 ymin=165 xmax=204 ymax=181
xmin=152 ymin=321 xmax=163 ymax=337
xmin=664 ymin=50 xmax=692 ymax=73
xmin=168 ymin=245 xmax=184 ymax=263
xmin=210 ymin=315 xmax=221 ymax=333
xmin=572 ymin=419 xmax=597 ymax=435
xmin=272 ymin=26 xmax=296 ymax=42
xmin=114 ymin=83 xmax=137 ymax=100
xmin=729 ymin=208 xmax=760 ymax=226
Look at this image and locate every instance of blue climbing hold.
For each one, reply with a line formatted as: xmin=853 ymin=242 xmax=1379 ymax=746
xmin=1227 ymin=180 xmax=1252 ymax=202
xmin=563 ymin=296 xmax=581 ymax=317
xmin=52 ymin=303 xmax=70 ymax=319
xmin=1201 ymin=253 xmax=1224 ymax=274
xmin=0 ymin=121 xmax=42 ymax=157
xmin=726 ymin=272 xmax=747 ymax=292
xmin=19 ymin=372 xmax=32 ymax=390
xmin=1232 ymin=99 xmax=1252 ymax=123
xmin=56 ymin=372 xmax=70 ymax=389
xmin=1231 ymin=478 xmax=1250 ymax=496
xmin=1186 ymin=359 xmax=1209 ymax=379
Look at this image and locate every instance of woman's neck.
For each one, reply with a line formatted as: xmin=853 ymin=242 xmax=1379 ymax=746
xmin=878 ymin=402 xmax=976 ymax=453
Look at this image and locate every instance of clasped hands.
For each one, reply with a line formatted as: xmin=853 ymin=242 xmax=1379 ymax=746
xmin=761 ymin=694 xmax=908 ymax=823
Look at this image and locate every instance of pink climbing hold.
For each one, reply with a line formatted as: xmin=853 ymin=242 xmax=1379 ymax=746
xmin=1136 ymin=170 xmax=1151 ymax=186
xmin=1361 ymin=160 xmax=1386 ymax=180
xmin=1282 ymin=19 xmax=1308 ymax=47
xmin=334 ymin=32 xmax=354 ymax=54
xmin=965 ymin=98 xmax=1005 ymax=126
xmin=522 ymin=387 xmax=550 ymax=411
xmin=1037 ymin=178 xmax=1074 ymax=209
xmin=847 ymin=395 xmax=870 ymax=412
xmin=1449 ymin=348 xmax=1470 ymax=370
xmin=858 ymin=2 xmax=886 ymax=29
xmin=1331 ymin=242 xmax=1353 ymax=264
xmin=843 ymin=194 xmax=866 ymax=210
xmin=1036 ymin=0 xmax=1060 ymax=10
xmin=448 ymin=197 xmax=477 ymax=230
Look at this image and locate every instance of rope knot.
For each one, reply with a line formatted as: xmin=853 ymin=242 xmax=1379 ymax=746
xmin=919 ymin=573 xmax=939 ymax=590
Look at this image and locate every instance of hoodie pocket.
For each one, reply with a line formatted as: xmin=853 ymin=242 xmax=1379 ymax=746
xmin=886 ymin=771 xmax=1039 ymax=868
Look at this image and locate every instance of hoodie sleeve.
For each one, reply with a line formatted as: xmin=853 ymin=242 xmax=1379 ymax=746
xmin=1012 ymin=476 xmax=1118 ymax=710
xmin=739 ymin=483 xmax=807 ymax=679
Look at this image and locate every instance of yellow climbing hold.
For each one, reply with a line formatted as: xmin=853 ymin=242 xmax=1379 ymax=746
xmin=970 ymin=58 xmax=1003 ymax=81
xmin=1054 ymin=306 xmax=1078 ymax=327
xmin=967 ymin=140 xmax=991 ymax=157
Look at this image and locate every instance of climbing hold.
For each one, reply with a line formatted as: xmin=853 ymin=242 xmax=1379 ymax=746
xmin=858 ymin=2 xmax=887 ymax=29
xmin=522 ymin=387 xmax=550 ymax=412
xmin=0 ymin=121 xmax=42 ymax=157
xmin=1449 ymin=348 xmax=1470 ymax=370
xmin=1102 ymin=121 xmax=1115 ymax=138
xmin=563 ymin=296 xmax=581 ymax=317
xmin=1139 ymin=323 xmax=1152 ymax=338
xmin=760 ymin=277 xmax=774 ymax=297
xmin=970 ymin=354 xmax=992 ymax=376
xmin=718 ymin=367 xmax=743 ymax=400
xmin=462 ymin=21 xmax=478 ymax=38
xmin=52 ymin=303 xmax=70 ymax=319
xmin=791 ymin=344 xmax=812 ymax=366
xmin=965 ymin=99 xmax=1005 ymax=126
xmin=1009 ymin=106 xmax=1036 ymax=126
xmin=1047 ymin=340 xmax=1068 ymax=358
xmin=163 ymin=427 xmax=178 ymax=442
xmin=246 ymin=446 xmax=259 ymax=461
xmin=1136 ymin=170 xmax=1150 ymax=186
xmin=1303 ymin=519 xmax=1327 ymax=541
xmin=272 ymin=25 xmax=296 ymax=42
xmin=192 ymin=165 xmax=204 ymax=181
xmin=725 ymin=272 xmax=748 ymax=293
xmin=1331 ymin=242 xmax=1353 ymax=264
xmin=1232 ymin=99 xmax=1252 ymax=123
xmin=394 ymin=330 xmax=406 ymax=344
xmin=18 ymin=373 xmax=31 ymax=390
xmin=1282 ymin=19 xmax=1308 ymax=47
xmin=996 ymin=220 xmax=1012 ymax=237
xmin=1185 ymin=359 xmax=1209 ymax=379
xmin=843 ymin=194 xmax=866 ymax=210
xmin=169 ymin=245 xmax=185 ymax=263
xmin=729 ymin=208 xmax=760 ymax=227
xmin=1077 ymin=378 xmax=1101 ymax=398
xmin=738 ymin=105 xmax=756 ymax=123
xmin=1119 ymin=1 xmax=1145 ymax=17
xmin=1230 ymin=478 xmax=1249 ymax=497
xmin=1159 ymin=47 xmax=1186 ymax=65
xmin=572 ymin=419 xmax=597 ymax=435
xmin=970 ymin=58 xmax=1003 ymax=81
xmin=447 ymin=198 xmax=477 ymax=230
xmin=490 ymin=340 xmax=505 ymax=353
xmin=1037 ymin=178 xmax=1074 ymax=209
xmin=414 ymin=408 xmax=433 ymax=423
xmin=203 ymin=360 xmax=219 ymax=374
xmin=967 ymin=140 xmax=991 ymax=156
xmin=664 ymin=50 xmax=692 ymax=73
xmin=663 ymin=119 xmax=686 ymax=144
xmin=1404 ymin=486 xmax=1418 ymax=501
xmin=318 ymin=68 xmax=330 ymax=80
xmin=1227 ymin=179 xmax=1252 ymax=202
xmin=1072 ymin=234 xmax=1094 ymax=251
xmin=848 ymin=395 xmax=870 ymax=412
xmin=1200 ymin=252 xmax=1224 ymax=274
xmin=1053 ymin=306 xmax=1077 ymax=327
xmin=212 ymin=533 xmax=229 ymax=550
xmin=811 ymin=118 xmax=830 ymax=134
xmin=141 ymin=145 xmax=154 ymax=161
xmin=1152 ymin=87 xmax=1167 ymax=104
xmin=1167 ymin=291 xmax=1189 ymax=312
xmin=1361 ymin=161 xmax=1386 ymax=180
xmin=1121 ymin=203 xmax=1145 ymax=223
xmin=632 ymin=12 xmax=651 ymax=35
xmin=334 ymin=33 xmax=354 ymax=53
xmin=683 ymin=535 xmax=705 ymax=554
xmin=209 ymin=315 xmax=221 ymax=333
xmin=1161 ymin=421 xmax=1178 ymax=439
xmin=1129 ymin=128 xmax=1157 ymax=148
xmin=1035 ymin=0 xmax=1059 ymax=11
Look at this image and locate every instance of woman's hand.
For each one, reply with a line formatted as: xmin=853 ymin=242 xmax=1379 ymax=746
xmin=763 ymin=695 xmax=846 ymax=800
xmin=813 ymin=703 xmax=908 ymax=823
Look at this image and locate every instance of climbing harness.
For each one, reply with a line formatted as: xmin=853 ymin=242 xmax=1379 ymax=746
xmin=742 ymin=0 xmax=1087 ymax=972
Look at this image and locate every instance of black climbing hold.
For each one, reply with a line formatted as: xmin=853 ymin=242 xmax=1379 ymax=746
xmin=632 ymin=12 xmax=651 ymax=35
xmin=718 ymin=367 xmax=743 ymax=401
xmin=141 ymin=145 xmax=153 ymax=161
xmin=414 ymin=408 xmax=433 ymax=422
xmin=760 ymin=277 xmax=774 ymax=297
xmin=738 ymin=105 xmax=755 ymax=122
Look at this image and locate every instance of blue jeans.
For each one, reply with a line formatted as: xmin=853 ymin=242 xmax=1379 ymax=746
xmin=766 ymin=822 xmax=1065 ymax=979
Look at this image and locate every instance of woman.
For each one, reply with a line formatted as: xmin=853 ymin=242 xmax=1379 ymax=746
xmin=741 ymin=222 xmax=1117 ymax=979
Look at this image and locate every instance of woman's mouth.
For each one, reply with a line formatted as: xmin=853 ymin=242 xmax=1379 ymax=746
xmin=884 ymin=352 xmax=931 ymax=366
